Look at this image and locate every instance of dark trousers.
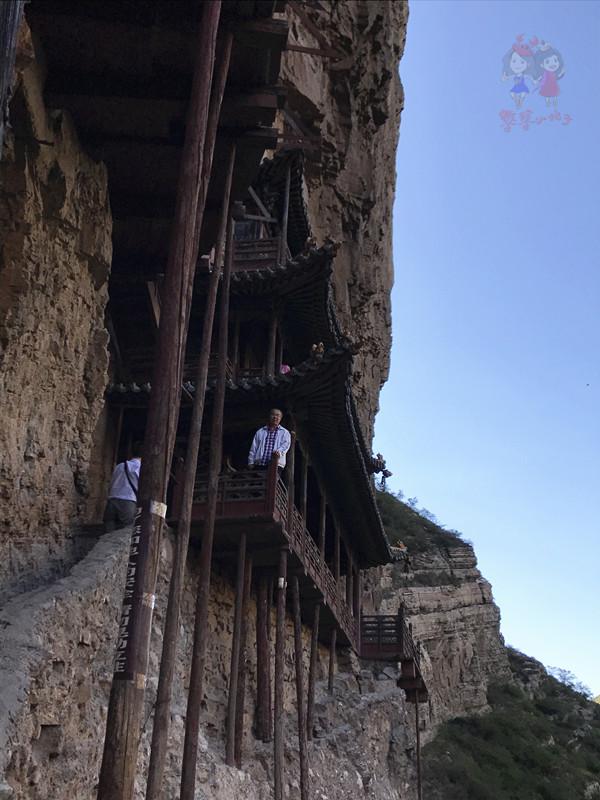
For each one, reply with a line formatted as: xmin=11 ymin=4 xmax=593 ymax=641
xmin=103 ymin=498 xmax=137 ymax=533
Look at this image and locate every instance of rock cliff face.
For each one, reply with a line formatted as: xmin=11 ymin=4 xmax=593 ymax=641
xmin=280 ymin=0 xmax=407 ymax=439
xmin=0 ymin=22 xmax=112 ymax=602
xmin=368 ymin=495 xmax=511 ymax=738
xmin=0 ymin=531 xmax=421 ymax=800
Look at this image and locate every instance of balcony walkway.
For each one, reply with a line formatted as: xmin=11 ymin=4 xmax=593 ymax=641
xmin=171 ymin=462 xmax=359 ymax=650
xmin=171 ymin=464 xmax=428 ymax=701
xmin=360 ymin=612 xmax=428 ymax=703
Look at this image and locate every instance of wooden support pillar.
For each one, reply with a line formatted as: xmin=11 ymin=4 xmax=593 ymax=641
xmin=234 ymin=554 xmax=253 ymax=767
xmin=353 ymin=568 xmax=361 ymax=621
xmin=328 ymin=627 xmax=337 ymax=693
xmin=266 ymin=577 xmax=273 ymax=739
xmin=334 ymin=524 xmax=341 ymax=592
xmin=266 ymin=312 xmax=278 ymax=377
xmin=346 ymin=551 xmax=353 ymax=612
xmin=306 ymin=602 xmax=320 ymax=741
xmin=299 ymin=450 xmax=308 ymax=522
xmin=274 ymin=548 xmax=289 ymax=800
xmin=226 ymin=534 xmax=247 ymax=765
xmin=98 ymin=6 xmax=222 ymax=800
xmin=276 ymin=330 xmax=283 ymax=371
xmin=415 ymin=697 xmax=423 ymax=800
xmin=318 ymin=493 xmax=326 ymax=558
xmin=278 ymin=163 xmax=291 ymax=264
xmin=256 ymin=574 xmax=271 ymax=742
xmin=286 ymin=433 xmax=296 ymax=533
xmin=355 ymin=569 xmax=362 ymax=652
xmin=145 ymin=48 xmax=235 ymax=796
xmin=180 ymin=208 xmax=236 ymax=800
xmin=292 ymin=576 xmax=309 ymax=800
xmin=232 ymin=316 xmax=240 ymax=380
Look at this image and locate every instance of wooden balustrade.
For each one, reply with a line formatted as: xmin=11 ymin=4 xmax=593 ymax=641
xmin=173 ymin=460 xmax=358 ymax=648
xmin=234 ymin=237 xmax=281 ymax=270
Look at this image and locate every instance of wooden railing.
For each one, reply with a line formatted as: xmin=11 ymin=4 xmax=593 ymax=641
xmin=287 ymin=506 xmax=358 ymax=649
xmin=234 ymin=237 xmax=281 ymax=271
xmin=360 ymin=610 xmax=421 ymax=671
xmin=175 ymin=459 xmax=358 ymax=649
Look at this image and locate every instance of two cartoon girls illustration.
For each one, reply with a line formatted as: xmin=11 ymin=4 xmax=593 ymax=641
xmin=501 ymin=36 xmax=565 ymax=108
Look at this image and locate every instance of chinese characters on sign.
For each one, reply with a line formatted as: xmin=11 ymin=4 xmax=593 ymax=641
xmin=499 ymin=35 xmax=572 ymax=132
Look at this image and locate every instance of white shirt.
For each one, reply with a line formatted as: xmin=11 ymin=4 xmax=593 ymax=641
xmin=248 ymin=426 xmax=291 ymax=468
xmin=108 ymin=458 xmax=141 ymax=502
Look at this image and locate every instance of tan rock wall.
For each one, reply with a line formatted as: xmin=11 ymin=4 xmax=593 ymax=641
xmin=0 ymin=23 xmax=112 ymax=601
xmin=280 ymin=0 xmax=408 ymax=440
xmin=365 ymin=540 xmax=511 ymax=740
xmin=0 ymin=530 xmax=419 ymax=800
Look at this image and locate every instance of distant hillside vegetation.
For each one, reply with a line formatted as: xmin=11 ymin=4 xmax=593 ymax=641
xmin=375 ymin=489 xmax=466 ymax=552
xmin=423 ymin=649 xmax=600 ymax=800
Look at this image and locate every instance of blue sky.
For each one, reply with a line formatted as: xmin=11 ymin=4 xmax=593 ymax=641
xmin=374 ymin=0 xmax=600 ymax=695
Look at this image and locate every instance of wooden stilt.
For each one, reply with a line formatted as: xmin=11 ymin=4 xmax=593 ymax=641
xmin=234 ymin=554 xmax=253 ymax=767
xmin=334 ymin=524 xmax=341 ymax=593
xmin=292 ymin=577 xmax=309 ymax=800
xmin=345 ymin=548 xmax=353 ymax=611
xmin=180 ymin=206 xmax=236 ymax=800
xmin=266 ymin=312 xmax=278 ymax=377
xmin=415 ymin=697 xmax=422 ymax=800
xmin=232 ymin=316 xmax=240 ymax=380
xmin=318 ymin=493 xmax=326 ymax=558
xmin=328 ymin=627 xmax=337 ymax=694
xmin=299 ymin=451 xmax=308 ymax=522
xmin=226 ymin=533 xmax=247 ymax=765
xmin=279 ymin=163 xmax=291 ymax=264
xmin=273 ymin=548 xmax=288 ymax=800
xmin=256 ymin=574 xmax=272 ymax=742
xmin=145 ymin=47 xmax=235 ymax=796
xmin=276 ymin=329 xmax=283 ymax=372
xmin=98 ymin=6 xmax=222 ymax=800
xmin=306 ymin=602 xmax=320 ymax=740
xmin=286 ymin=432 xmax=296 ymax=533
xmin=266 ymin=576 xmax=274 ymax=740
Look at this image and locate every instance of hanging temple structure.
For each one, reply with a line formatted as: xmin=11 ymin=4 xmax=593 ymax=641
xmin=1 ymin=2 xmax=428 ymax=799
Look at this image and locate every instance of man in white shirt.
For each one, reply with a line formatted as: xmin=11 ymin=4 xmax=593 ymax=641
xmin=248 ymin=409 xmax=291 ymax=470
xmin=103 ymin=448 xmax=142 ymax=532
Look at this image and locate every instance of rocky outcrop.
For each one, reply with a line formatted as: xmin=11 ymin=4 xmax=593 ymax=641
xmin=0 ymin=22 xmax=112 ymax=602
xmin=365 ymin=499 xmax=511 ymax=737
xmin=280 ymin=0 xmax=408 ymax=440
xmin=0 ymin=529 xmax=422 ymax=800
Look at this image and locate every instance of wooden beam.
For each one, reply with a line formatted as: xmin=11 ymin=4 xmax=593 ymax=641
xmin=415 ymin=698 xmax=423 ymax=800
xmin=256 ymin=574 xmax=271 ymax=742
xmin=306 ymin=602 xmax=320 ymax=741
xmin=266 ymin=312 xmax=277 ymax=378
xmin=226 ymin=533 xmax=247 ymax=766
xmin=232 ymin=17 xmax=289 ymax=50
xmin=97 ymin=6 xmax=222 ymax=800
xmin=248 ymin=186 xmax=274 ymax=223
xmin=180 ymin=207 xmax=236 ymax=800
xmin=274 ymin=548 xmax=289 ymax=800
xmin=278 ymin=163 xmax=291 ymax=264
xmin=318 ymin=493 xmax=326 ymax=558
xmin=299 ymin=450 xmax=308 ymax=522
xmin=328 ymin=627 xmax=337 ymax=694
xmin=234 ymin=553 xmax=253 ymax=767
xmin=286 ymin=432 xmax=296 ymax=534
xmin=292 ymin=577 xmax=309 ymax=800
xmin=144 ymin=32 xmax=234 ymax=797
xmin=146 ymin=281 xmax=161 ymax=328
